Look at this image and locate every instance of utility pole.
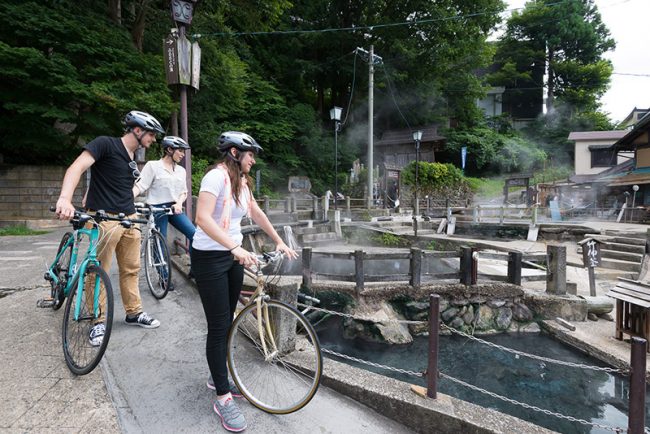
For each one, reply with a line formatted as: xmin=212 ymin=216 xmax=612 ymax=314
xmin=368 ymin=44 xmax=374 ymax=209
xmin=355 ymin=46 xmax=382 ymax=209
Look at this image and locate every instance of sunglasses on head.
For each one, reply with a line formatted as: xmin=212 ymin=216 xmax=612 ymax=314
xmin=128 ymin=161 xmax=140 ymax=178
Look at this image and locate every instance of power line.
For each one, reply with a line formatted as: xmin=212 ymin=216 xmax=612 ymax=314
xmin=341 ymin=51 xmax=358 ymax=127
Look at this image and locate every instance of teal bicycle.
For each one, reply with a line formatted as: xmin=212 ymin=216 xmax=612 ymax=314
xmin=43 ymin=208 xmax=139 ymax=375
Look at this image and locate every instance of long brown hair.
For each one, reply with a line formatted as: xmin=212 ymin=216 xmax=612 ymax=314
xmin=215 ymin=157 xmax=254 ymax=208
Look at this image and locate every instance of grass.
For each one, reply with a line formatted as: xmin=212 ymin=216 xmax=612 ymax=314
xmin=0 ymin=225 xmax=49 ymax=236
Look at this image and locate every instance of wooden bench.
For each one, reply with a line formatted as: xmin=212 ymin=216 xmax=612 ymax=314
xmin=606 ymin=277 xmax=650 ymax=352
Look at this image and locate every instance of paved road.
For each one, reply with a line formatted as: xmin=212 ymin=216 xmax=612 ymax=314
xmin=0 ymin=226 xmax=412 ymax=433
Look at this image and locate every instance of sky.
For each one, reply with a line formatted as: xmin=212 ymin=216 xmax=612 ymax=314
xmin=503 ymin=0 xmax=650 ymax=123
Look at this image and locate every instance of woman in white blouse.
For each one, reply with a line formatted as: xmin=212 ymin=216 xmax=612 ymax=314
xmin=133 ymin=136 xmax=196 ymax=251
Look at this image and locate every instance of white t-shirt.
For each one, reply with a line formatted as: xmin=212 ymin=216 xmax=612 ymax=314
xmin=192 ymin=168 xmax=250 ymax=251
xmin=134 ymin=159 xmax=187 ymax=205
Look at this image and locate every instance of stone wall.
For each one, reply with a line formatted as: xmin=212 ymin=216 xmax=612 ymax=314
xmin=0 ymin=165 xmax=86 ymax=219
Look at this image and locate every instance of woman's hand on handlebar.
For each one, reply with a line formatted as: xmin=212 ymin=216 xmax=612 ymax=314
xmin=276 ymin=242 xmax=298 ymax=260
xmin=232 ymin=246 xmax=257 ymax=268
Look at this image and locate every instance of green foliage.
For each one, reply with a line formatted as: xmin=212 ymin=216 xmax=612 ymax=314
xmin=401 ymin=161 xmax=473 ymax=201
xmin=494 ymin=0 xmax=615 ymax=113
xmin=441 ymin=127 xmax=546 ymax=176
xmin=0 ymin=225 xmax=48 ymax=236
xmin=0 ymin=1 xmax=174 ymax=164
xmin=371 ymin=232 xmax=407 ymax=247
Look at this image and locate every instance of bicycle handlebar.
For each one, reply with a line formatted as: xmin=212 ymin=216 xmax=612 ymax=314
xmin=255 ymin=251 xmax=285 ymax=265
xmin=50 ymin=206 xmax=147 ymax=227
xmin=134 ymin=202 xmax=174 ymax=216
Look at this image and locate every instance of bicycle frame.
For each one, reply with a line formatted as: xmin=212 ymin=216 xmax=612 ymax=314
xmin=46 ymin=220 xmax=102 ymax=321
xmin=241 ymin=262 xmax=282 ymax=362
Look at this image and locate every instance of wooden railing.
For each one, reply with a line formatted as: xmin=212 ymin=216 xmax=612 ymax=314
xmin=300 ymin=245 xmax=563 ymax=294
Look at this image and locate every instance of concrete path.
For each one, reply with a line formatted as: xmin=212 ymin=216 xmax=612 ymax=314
xmin=0 ymin=226 xmax=413 ymax=433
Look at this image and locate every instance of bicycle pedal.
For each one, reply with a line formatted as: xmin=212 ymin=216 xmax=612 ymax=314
xmin=36 ymin=298 xmax=55 ymax=308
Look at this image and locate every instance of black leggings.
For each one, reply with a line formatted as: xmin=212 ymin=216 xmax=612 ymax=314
xmin=190 ymin=248 xmax=244 ymax=396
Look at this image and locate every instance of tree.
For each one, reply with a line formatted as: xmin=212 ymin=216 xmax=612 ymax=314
xmin=495 ymin=0 xmax=615 ymax=113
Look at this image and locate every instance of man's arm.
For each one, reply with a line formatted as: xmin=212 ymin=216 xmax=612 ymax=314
xmin=55 ymin=150 xmax=95 ymax=219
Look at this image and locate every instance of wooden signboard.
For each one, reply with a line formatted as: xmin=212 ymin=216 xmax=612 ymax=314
xmin=191 ymin=41 xmax=201 ymax=90
xmin=177 ymin=33 xmax=192 ymax=86
xmin=163 ymin=34 xmax=179 ymax=85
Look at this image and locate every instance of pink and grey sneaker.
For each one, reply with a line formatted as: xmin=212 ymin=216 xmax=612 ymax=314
xmin=213 ymin=396 xmax=246 ymax=432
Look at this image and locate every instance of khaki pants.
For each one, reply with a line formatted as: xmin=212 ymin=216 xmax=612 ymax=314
xmin=86 ymin=217 xmax=143 ymax=319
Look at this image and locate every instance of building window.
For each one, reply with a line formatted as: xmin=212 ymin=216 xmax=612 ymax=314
xmin=591 ymin=149 xmax=614 ymax=168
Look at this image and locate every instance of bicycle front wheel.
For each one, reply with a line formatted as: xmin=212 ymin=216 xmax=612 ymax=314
xmin=62 ymin=264 xmax=114 ymax=375
xmin=144 ymin=230 xmax=171 ymax=299
xmin=227 ymin=300 xmax=322 ymax=414
xmin=51 ymin=232 xmax=73 ymax=310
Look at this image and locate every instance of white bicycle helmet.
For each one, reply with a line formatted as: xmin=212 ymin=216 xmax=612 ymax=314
xmin=124 ymin=110 xmax=165 ymax=135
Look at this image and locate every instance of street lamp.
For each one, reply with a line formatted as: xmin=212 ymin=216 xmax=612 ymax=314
xmin=330 ymin=106 xmax=343 ymax=210
xmin=413 ymin=130 xmax=423 ymax=235
xmin=632 ymin=184 xmax=639 ymax=221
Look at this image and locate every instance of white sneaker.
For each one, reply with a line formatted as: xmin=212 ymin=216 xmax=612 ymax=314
xmin=89 ymin=323 xmax=105 ymax=347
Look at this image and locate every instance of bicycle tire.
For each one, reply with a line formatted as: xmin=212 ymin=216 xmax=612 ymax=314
xmin=227 ymin=299 xmax=322 ymax=414
xmin=144 ymin=230 xmax=171 ymax=299
xmin=62 ymin=264 xmax=114 ymax=375
xmin=51 ymin=232 xmax=73 ymax=310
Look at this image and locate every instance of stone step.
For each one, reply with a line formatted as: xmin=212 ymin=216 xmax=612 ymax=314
xmin=599 ymin=241 xmax=645 ymax=254
xmin=294 ymin=225 xmax=332 ymax=235
xmin=578 ymin=248 xmax=644 ymax=263
xmin=598 ymin=257 xmax=641 ymax=273
xmin=301 ymin=232 xmax=339 ymax=243
xmin=584 ymin=234 xmax=647 ymax=246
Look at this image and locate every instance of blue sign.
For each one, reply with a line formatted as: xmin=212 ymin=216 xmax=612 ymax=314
xmin=461 ymin=146 xmax=467 ymax=169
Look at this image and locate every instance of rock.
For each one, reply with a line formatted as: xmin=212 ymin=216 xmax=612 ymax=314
xmin=520 ymin=322 xmax=541 ymax=333
xmin=343 ymin=301 xmax=413 ymax=344
xmin=462 ymin=305 xmax=475 ymax=325
xmin=441 ymin=307 xmax=459 ymax=322
xmin=474 ymin=305 xmax=495 ymax=330
xmin=512 ymin=303 xmax=533 ymax=322
xmin=587 ymin=313 xmax=598 ymax=321
xmin=450 ymin=317 xmax=465 ymax=329
xmin=468 ymin=295 xmax=487 ymax=304
xmin=451 ymin=298 xmax=469 ymax=307
xmin=495 ymin=307 xmax=513 ymax=330
xmin=487 ymin=299 xmax=506 ymax=308
xmin=439 ymin=298 xmax=449 ymax=312
xmin=598 ymin=313 xmax=614 ymax=322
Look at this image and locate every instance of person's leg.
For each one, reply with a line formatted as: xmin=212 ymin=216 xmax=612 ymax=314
xmin=114 ymin=218 xmax=143 ymax=316
xmin=168 ymin=212 xmax=196 ymax=245
xmin=153 ymin=207 xmax=170 ymax=239
xmin=191 ymin=249 xmax=235 ymax=395
xmin=226 ymin=262 xmax=244 ymax=320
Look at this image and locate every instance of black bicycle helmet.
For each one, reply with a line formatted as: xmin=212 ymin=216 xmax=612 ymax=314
xmin=124 ymin=110 xmax=165 ymax=135
xmin=218 ymin=131 xmax=263 ymax=154
xmin=161 ymin=136 xmax=190 ymax=149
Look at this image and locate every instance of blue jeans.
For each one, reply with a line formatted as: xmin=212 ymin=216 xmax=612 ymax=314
xmin=153 ymin=202 xmax=196 ymax=249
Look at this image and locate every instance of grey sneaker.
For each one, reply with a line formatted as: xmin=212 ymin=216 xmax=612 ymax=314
xmin=207 ymin=375 xmax=243 ymax=398
xmin=125 ymin=312 xmax=160 ymax=329
xmin=213 ymin=397 xmax=246 ymax=432
xmin=89 ymin=323 xmax=105 ymax=347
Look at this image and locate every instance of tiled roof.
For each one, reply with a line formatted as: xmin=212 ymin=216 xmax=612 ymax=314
xmin=567 ymin=131 xmax=627 ymax=141
xmin=375 ymin=125 xmax=445 ymax=147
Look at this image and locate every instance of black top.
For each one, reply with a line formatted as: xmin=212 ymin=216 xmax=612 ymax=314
xmin=84 ymin=136 xmax=137 ymax=214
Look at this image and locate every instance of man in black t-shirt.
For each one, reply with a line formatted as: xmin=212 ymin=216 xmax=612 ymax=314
xmin=56 ymin=111 xmax=165 ymax=346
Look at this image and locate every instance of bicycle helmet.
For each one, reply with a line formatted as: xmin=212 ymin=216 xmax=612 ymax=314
xmin=123 ymin=110 xmax=165 ymax=135
xmin=161 ymin=136 xmax=190 ymax=150
xmin=218 ymin=131 xmax=263 ymax=154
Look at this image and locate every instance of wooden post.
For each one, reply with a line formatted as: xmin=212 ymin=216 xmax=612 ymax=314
xmin=588 ymin=267 xmax=597 ymax=297
xmin=284 ymin=197 xmax=291 ymax=213
xmin=500 ymin=206 xmax=505 ymax=224
xmin=460 ymin=247 xmax=473 ymax=285
xmin=507 ymin=252 xmax=522 ymax=285
xmin=302 ymin=247 xmax=313 ymax=289
xmin=312 ymin=197 xmax=319 ymax=220
xmin=410 ymin=247 xmax=422 ymax=288
xmin=427 ymin=294 xmax=440 ymax=399
xmin=532 ymin=205 xmax=538 ymax=226
xmin=546 ymin=244 xmax=567 ymax=295
xmin=471 ymin=247 xmax=478 ymax=285
xmin=263 ymin=195 xmax=270 ymax=214
xmin=345 ymin=196 xmax=351 ymax=216
xmin=628 ymin=337 xmax=647 ymax=434
xmin=473 ymin=206 xmax=478 ymax=223
xmin=354 ymin=250 xmax=364 ymax=294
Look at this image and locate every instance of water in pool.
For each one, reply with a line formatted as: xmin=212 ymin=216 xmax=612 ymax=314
xmin=316 ymin=318 xmax=649 ymax=433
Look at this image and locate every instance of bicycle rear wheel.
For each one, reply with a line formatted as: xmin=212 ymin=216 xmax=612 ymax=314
xmin=62 ymin=264 xmax=114 ymax=375
xmin=144 ymin=230 xmax=171 ymax=299
xmin=227 ymin=300 xmax=322 ymax=414
xmin=51 ymin=232 xmax=73 ymax=310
